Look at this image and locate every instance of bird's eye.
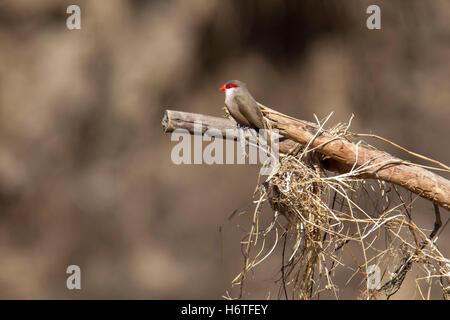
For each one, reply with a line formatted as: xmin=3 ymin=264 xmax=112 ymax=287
xmin=226 ymin=84 xmax=231 ymax=89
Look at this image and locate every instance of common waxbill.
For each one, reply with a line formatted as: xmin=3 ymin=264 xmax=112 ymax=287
xmin=220 ymin=80 xmax=266 ymax=129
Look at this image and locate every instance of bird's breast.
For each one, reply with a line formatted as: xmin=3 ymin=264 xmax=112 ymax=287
xmin=224 ymin=92 xmax=251 ymax=127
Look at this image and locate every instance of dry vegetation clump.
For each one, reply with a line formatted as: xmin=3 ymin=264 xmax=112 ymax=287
xmin=229 ymin=118 xmax=450 ymax=300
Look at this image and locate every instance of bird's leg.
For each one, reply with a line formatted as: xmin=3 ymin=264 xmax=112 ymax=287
xmin=222 ymin=107 xmax=251 ymax=130
xmin=221 ymin=107 xmax=251 ymax=156
xmin=429 ymin=203 xmax=442 ymax=239
xmin=222 ymin=106 xmax=234 ymax=121
xmin=236 ymin=123 xmax=252 ymax=130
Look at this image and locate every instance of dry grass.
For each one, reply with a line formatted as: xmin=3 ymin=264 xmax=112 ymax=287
xmin=228 ymin=116 xmax=450 ymax=300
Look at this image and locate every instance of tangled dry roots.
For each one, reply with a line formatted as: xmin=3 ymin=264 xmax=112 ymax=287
xmin=229 ymin=121 xmax=450 ymax=300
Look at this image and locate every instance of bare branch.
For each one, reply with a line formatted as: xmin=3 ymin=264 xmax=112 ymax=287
xmin=162 ymin=109 xmax=450 ymax=211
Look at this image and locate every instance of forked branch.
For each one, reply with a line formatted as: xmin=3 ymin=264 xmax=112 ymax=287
xmin=162 ymin=109 xmax=450 ymax=211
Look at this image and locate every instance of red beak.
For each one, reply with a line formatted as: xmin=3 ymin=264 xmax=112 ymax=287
xmin=219 ymin=85 xmax=226 ymax=91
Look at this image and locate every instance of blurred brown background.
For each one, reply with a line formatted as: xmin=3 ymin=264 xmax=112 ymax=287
xmin=0 ymin=0 xmax=448 ymax=299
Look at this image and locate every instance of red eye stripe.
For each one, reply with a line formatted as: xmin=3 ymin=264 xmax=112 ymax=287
xmin=221 ymin=83 xmax=240 ymax=91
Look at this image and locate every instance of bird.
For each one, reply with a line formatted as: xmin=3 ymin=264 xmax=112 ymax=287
xmin=220 ymin=80 xmax=266 ymax=130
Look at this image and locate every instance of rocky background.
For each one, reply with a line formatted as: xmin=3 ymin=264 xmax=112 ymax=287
xmin=0 ymin=0 xmax=448 ymax=298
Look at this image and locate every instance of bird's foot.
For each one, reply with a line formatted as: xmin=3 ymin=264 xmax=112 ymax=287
xmin=237 ymin=123 xmax=251 ymax=131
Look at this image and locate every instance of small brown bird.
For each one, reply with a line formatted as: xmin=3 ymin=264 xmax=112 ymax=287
xmin=220 ymin=80 xmax=266 ymax=129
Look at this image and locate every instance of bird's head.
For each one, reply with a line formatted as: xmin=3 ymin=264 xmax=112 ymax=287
xmin=219 ymin=80 xmax=246 ymax=93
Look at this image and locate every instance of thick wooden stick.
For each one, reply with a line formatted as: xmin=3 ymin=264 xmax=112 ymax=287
xmin=162 ymin=110 xmax=298 ymax=154
xmin=264 ymin=111 xmax=450 ymax=211
xmin=162 ymin=109 xmax=450 ymax=211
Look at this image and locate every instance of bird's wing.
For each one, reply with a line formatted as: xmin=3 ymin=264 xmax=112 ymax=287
xmin=235 ymin=95 xmax=265 ymax=129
